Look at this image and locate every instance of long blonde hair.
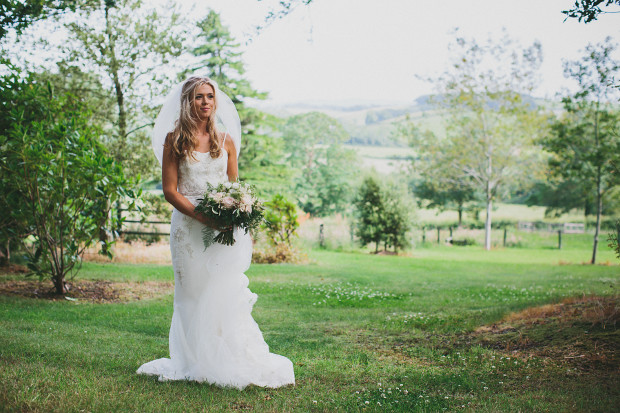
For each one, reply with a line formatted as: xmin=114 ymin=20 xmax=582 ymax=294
xmin=164 ymin=76 xmax=222 ymax=161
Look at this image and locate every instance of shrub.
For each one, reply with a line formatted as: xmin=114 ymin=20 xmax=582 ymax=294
xmin=255 ymin=194 xmax=303 ymax=263
xmin=0 ymin=68 xmax=136 ymax=294
xmin=252 ymin=243 xmax=307 ymax=264
xmin=354 ymin=176 xmax=412 ymax=253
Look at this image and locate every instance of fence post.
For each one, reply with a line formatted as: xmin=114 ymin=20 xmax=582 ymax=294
xmin=422 ymin=227 xmax=426 ymax=244
xmin=115 ymin=202 xmax=122 ymax=239
xmin=558 ymin=230 xmax=562 ymax=250
xmin=437 ymin=227 xmax=440 ymax=244
xmin=319 ymin=224 xmax=325 ymax=248
xmin=503 ymin=228 xmax=507 ymax=247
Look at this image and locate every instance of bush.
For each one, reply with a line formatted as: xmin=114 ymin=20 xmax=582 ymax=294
xmin=354 ymin=176 xmax=413 ymax=253
xmin=255 ymin=194 xmax=303 ymax=263
xmin=0 ymin=67 xmax=136 ymax=294
xmin=450 ymin=238 xmax=477 ymax=246
xmin=251 ymin=243 xmax=307 ymax=264
xmin=262 ymin=194 xmax=299 ymax=247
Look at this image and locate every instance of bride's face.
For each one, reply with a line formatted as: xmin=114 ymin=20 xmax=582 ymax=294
xmin=192 ymin=83 xmax=215 ymax=120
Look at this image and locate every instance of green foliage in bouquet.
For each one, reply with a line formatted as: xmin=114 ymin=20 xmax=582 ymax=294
xmin=194 ymin=181 xmax=264 ymax=248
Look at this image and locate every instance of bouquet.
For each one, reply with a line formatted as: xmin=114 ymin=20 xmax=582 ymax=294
xmin=194 ymin=181 xmax=264 ymax=248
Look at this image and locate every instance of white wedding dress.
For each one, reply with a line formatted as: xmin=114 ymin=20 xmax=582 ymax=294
xmin=136 ymin=149 xmax=295 ymax=389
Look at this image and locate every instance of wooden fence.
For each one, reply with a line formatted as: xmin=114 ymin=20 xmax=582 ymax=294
xmin=116 ymin=209 xmax=171 ymax=237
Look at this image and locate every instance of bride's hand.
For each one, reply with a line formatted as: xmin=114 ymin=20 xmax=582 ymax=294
xmin=214 ymin=224 xmax=233 ymax=232
xmin=196 ymin=214 xmax=232 ymax=232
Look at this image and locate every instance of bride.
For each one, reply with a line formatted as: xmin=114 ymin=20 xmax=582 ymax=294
xmin=136 ymin=76 xmax=295 ymax=389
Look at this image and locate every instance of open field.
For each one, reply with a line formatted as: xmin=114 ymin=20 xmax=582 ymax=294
xmin=1 ymin=245 xmax=618 ymax=412
xmin=298 ymin=211 xmax=619 ymax=264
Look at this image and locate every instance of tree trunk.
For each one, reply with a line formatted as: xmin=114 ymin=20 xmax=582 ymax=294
xmin=105 ymin=4 xmax=127 ymax=160
xmin=591 ymin=102 xmax=601 ymax=265
xmin=53 ymin=274 xmax=65 ymax=295
xmin=485 ymin=197 xmax=492 ymax=250
xmin=100 ymin=4 xmax=123 ymax=249
xmin=457 ymin=207 xmax=463 ymax=227
xmin=591 ymin=166 xmax=602 ymax=264
xmin=0 ymin=239 xmax=9 ymax=266
xmin=484 ymin=145 xmax=493 ymax=250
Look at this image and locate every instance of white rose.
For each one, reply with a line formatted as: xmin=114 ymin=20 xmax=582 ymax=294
xmin=232 ymin=182 xmax=240 ymax=189
xmin=211 ymin=192 xmax=225 ymax=203
xmin=221 ymin=196 xmax=236 ymax=209
xmin=224 ymin=182 xmax=232 ymax=189
xmin=239 ymin=195 xmax=253 ymax=213
xmin=240 ymin=194 xmax=252 ymax=205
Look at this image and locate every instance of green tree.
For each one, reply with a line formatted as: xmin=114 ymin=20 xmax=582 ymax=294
xmin=32 ymin=62 xmax=117 ymax=131
xmin=254 ymin=0 xmax=314 ymax=33
xmin=281 ymin=112 xmax=360 ymax=216
xmin=0 ymin=68 xmax=136 ymax=294
xmin=412 ymin=179 xmax=476 ymax=226
xmin=262 ymin=194 xmax=299 ymax=248
xmin=381 ymin=181 xmax=413 ymax=253
xmin=354 ymin=176 xmax=412 ymax=253
xmin=562 ymin=0 xmax=620 ymax=23
xmin=354 ymin=176 xmax=385 ymax=253
xmin=238 ymin=117 xmax=296 ymax=200
xmin=524 ymin=179 xmax=596 ymax=216
xmin=541 ymin=38 xmax=620 ymax=264
xmin=185 ymin=10 xmax=265 ymax=104
xmin=63 ymin=0 xmax=183 ymax=176
xmin=0 ymin=0 xmax=89 ymax=39
xmin=424 ymin=31 xmax=546 ymax=250
xmin=609 ymin=220 xmax=620 ymax=260
xmin=396 ymin=121 xmax=477 ymax=226
xmin=185 ymin=10 xmax=292 ymax=198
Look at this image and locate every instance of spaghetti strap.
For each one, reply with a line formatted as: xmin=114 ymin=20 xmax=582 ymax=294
xmin=222 ymin=132 xmax=227 ymax=147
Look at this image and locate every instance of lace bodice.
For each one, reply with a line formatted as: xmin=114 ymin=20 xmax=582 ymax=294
xmin=178 ymin=150 xmax=228 ymax=199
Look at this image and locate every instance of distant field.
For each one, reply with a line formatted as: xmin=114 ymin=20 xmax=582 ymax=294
xmin=297 ymin=207 xmax=618 ymax=265
xmin=416 ymin=203 xmax=587 ymax=225
xmin=345 ymin=144 xmax=414 ymax=175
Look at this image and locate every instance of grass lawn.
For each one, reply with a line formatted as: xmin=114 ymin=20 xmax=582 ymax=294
xmin=0 ymin=246 xmax=618 ymax=412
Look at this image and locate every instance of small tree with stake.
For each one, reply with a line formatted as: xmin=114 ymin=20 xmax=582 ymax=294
xmin=381 ymin=190 xmax=412 ymax=253
xmin=354 ymin=176 xmax=385 ymax=253
xmin=354 ymin=176 xmax=412 ymax=254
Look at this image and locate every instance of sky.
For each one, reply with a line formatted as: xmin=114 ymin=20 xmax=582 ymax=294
xmin=173 ymin=0 xmax=619 ymax=106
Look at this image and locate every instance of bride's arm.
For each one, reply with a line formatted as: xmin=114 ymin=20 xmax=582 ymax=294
xmin=224 ymin=133 xmax=238 ymax=181
xmin=161 ymin=143 xmax=213 ymax=227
